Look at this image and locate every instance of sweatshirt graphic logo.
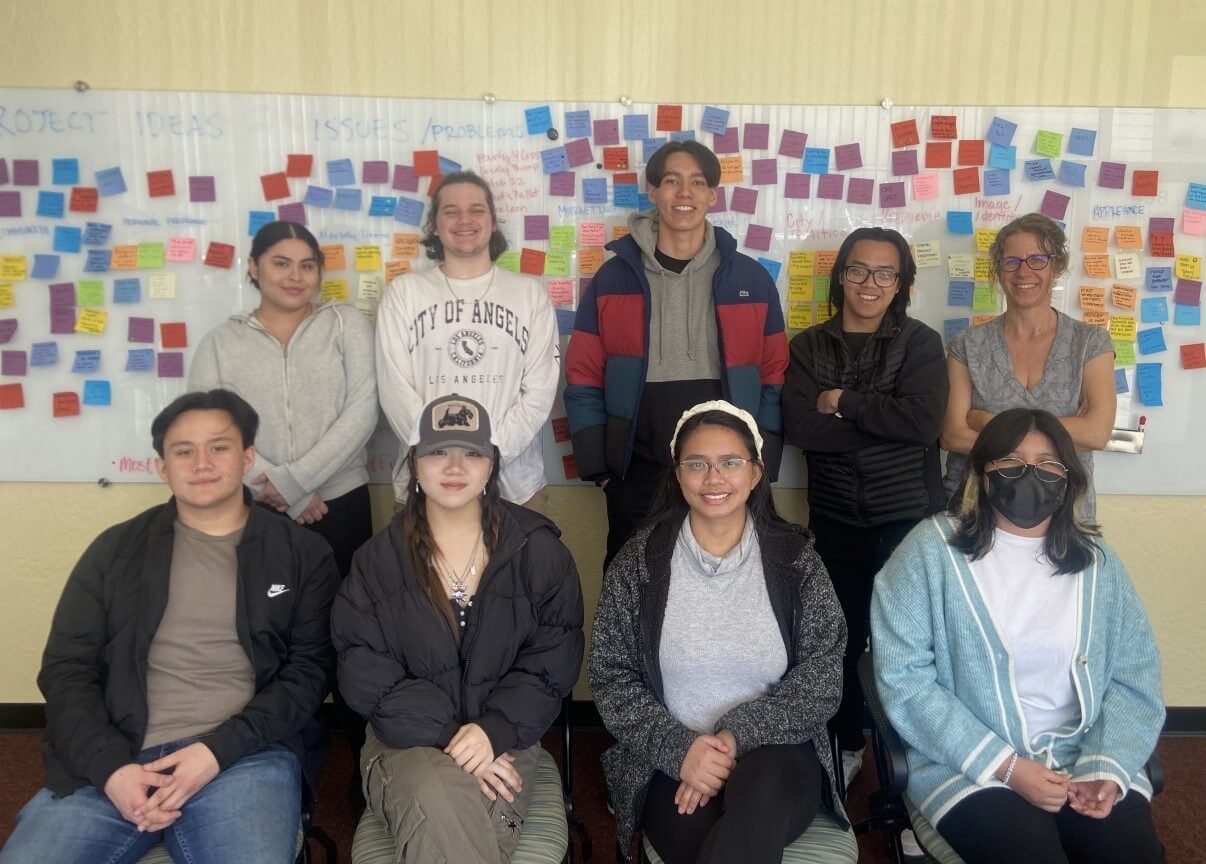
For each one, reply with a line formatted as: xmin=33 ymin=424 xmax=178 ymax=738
xmin=266 ymin=584 xmax=290 ymax=598
xmin=448 ymin=329 xmax=486 ymax=368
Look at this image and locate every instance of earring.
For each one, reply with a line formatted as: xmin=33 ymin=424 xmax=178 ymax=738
xmin=481 ymin=487 xmax=486 ymax=497
xmin=415 ymin=480 xmax=421 ymax=494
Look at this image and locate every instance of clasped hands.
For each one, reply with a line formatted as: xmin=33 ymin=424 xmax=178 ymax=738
xmin=250 ymin=474 xmax=327 ymax=525
xmin=675 ymin=729 xmax=737 ymax=816
xmin=103 ymin=742 xmax=220 ymax=832
xmin=445 ymin=722 xmax=523 ymax=805
xmin=1000 ymin=753 xmax=1122 ymax=819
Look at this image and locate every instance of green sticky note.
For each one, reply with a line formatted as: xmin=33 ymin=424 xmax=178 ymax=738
xmin=77 ymin=279 xmax=105 ymax=307
xmin=814 ymin=275 xmax=830 ymax=303
xmin=972 ymin=283 xmax=999 ymax=312
xmin=1035 ymin=130 xmax=1063 ymax=158
xmin=544 ymin=251 xmax=571 ymax=277
xmin=136 ymin=242 xmax=165 ymax=269
xmin=549 ymin=225 xmax=577 ymax=251
xmin=1113 ymin=340 xmax=1136 ymax=367
xmin=495 ymin=250 xmax=520 ymax=274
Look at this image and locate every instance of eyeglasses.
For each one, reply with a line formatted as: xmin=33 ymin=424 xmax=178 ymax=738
xmin=1001 ymin=254 xmax=1052 ymax=272
xmin=843 ymin=265 xmax=900 ymax=288
xmin=677 ymin=458 xmax=754 ymax=476
xmin=987 ymin=457 xmax=1068 ymax=484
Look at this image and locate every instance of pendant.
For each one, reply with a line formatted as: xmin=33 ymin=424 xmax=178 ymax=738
xmin=451 ymin=583 xmax=468 ymax=606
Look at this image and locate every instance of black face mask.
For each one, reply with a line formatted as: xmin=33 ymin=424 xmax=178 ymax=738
xmin=985 ymin=469 xmax=1067 ymax=529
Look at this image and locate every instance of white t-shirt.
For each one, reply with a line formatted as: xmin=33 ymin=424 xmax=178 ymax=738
xmin=969 ymin=528 xmax=1080 ymax=741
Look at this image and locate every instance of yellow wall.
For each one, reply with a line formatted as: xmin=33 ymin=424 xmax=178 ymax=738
xmin=3 ymin=0 xmax=1206 ymax=705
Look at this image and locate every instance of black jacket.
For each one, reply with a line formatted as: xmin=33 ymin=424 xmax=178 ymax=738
xmin=38 ymin=494 xmax=340 ymax=796
xmin=331 ymin=503 xmax=584 ymax=757
xmin=782 ymin=312 xmax=948 ymax=528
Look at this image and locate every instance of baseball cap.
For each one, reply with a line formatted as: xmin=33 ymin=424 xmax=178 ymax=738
xmin=412 ymin=394 xmax=495 ymax=458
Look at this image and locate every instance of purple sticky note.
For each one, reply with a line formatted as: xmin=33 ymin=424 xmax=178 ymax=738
xmin=1098 ymin=161 xmax=1126 ymax=189
xmin=13 ymin=160 xmax=39 ymax=186
xmin=524 ymin=215 xmax=550 ymax=241
xmin=0 ymin=319 xmax=17 ymax=343
xmin=708 ymin=187 xmax=728 ymax=214
xmin=891 ymin=150 xmax=919 ymax=176
xmin=751 ymin=159 xmax=778 ymax=186
xmin=743 ymin=123 xmax=770 ymax=150
xmin=564 ymin=138 xmax=594 ymax=168
xmin=0 ymin=158 xmax=8 ymax=185
xmin=128 ymin=316 xmax=155 ymax=343
xmin=188 ymin=176 xmax=216 ymax=203
xmin=49 ymin=282 xmax=76 ymax=307
xmin=879 ymin=181 xmax=907 ymax=208
xmin=2 ymin=350 xmax=27 ymax=376
xmin=277 ymin=201 xmax=307 ymax=224
xmin=50 ymin=307 xmax=76 ymax=334
xmin=1149 ymin=217 xmax=1175 ymax=234
xmin=817 ymin=174 xmax=844 ymax=200
xmin=744 ymin=224 xmax=773 ymax=252
xmin=392 ymin=164 xmax=419 ymax=193
xmin=784 ymin=173 xmax=811 ymax=199
xmin=157 ymin=352 xmax=185 ymax=378
xmin=713 ymin=127 xmax=739 ymax=155
xmin=847 ymin=177 xmax=875 ymax=205
xmin=593 ymin=118 xmax=620 ymax=146
xmin=834 ymin=143 xmax=863 ymax=171
xmin=779 ymin=130 xmax=808 ymax=159
xmin=1175 ymin=279 xmax=1202 ymax=306
xmin=0 ymin=191 xmax=20 ymax=218
xmin=730 ymin=187 xmax=759 ymax=214
xmin=1040 ymin=189 xmax=1071 ymax=220
xmin=362 ymin=161 xmax=389 ymax=184
xmin=548 ymin=172 xmax=575 ymax=197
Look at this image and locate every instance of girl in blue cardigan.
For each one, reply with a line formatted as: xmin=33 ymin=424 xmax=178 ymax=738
xmin=871 ymin=408 xmax=1165 ymax=863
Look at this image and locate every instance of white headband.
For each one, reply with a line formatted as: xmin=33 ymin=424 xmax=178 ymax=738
xmin=671 ymin=400 xmax=763 ymax=460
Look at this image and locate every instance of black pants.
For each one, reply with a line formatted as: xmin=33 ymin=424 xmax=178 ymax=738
xmin=938 ymin=788 xmax=1165 ymax=864
xmin=603 ymin=460 xmax=667 ymax=571
xmin=641 ymin=742 xmax=823 ymax=864
xmin=809 ymin=514 xmax=916 ymax=752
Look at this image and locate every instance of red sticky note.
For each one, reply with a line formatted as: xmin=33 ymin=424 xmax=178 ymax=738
xmin=260 ymin=172 xmax=290 ymax=201
xmin=890 ymin=120 xmax=920 ymax=148
xmin=957 ymin=140 xmax=985 ymax=166
xmin=1181 ymin=343 xmax=1206 ymax=369
xmin=53 ymin=391 xmax=80 ymax=417
xmin=147 ymin=169 xmax=175 ymax=198
xmin=613 ymin=172 xmax=639 ymax=186
xmin=0 ymin=382 xmax=24 ymax=410
xmin=1150 ymin=232 xmax=1175 ymax=258
xmin=427 ymin=175 xmax=444 ymax=198
xmin=413 ymin=151 xmax=440 ymax=177
xmin=603 ymin=147 xmax=629 ymax=170
xmin=1132 ymin=170 xmax=1159 ymax=196
xmin=69 ymin=187 xmax=99 ymax=213
xmin=285 ymin=154 xmax=314 ymax=178
xmin=160 ymin=322 xmax=188 ymax=348
xmin=931 ymin=115 xmax=958 ymax=139
xmin=562 ymin=453 xmax=579 ymax=481
xmin=519 ymin=248 xmax=546 ymax=276
xmin=655 ymin=104 xmax=682 ymax=132
xmin=204 ymin=242 xmax=236 ymax=269
xmin=952 ymin=167 xmax=981 ymax=195
xmin=551 ymin=417 xmax=571 ymax=443
xmin=925 ymin=141 xmax=952 ymax=169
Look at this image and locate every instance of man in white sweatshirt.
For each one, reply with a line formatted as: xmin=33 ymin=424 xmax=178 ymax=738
xmin=376 ymin=171 xmax=560 ymax=511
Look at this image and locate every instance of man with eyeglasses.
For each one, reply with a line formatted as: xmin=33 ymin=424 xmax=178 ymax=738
xmin=781 ymin=226 xmax=948 ymax=796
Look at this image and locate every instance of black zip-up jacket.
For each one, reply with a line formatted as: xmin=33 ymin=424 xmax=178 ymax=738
xmin=330 ymin=503 xmax=584 ymax=757
xmin=782 ymin=312 xmax=948 ymax=528
xmin=38 ymin=493 xmax=340 ymax=796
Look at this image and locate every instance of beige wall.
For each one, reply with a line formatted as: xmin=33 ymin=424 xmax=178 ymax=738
xmin=3 ymin=0 xmax=1205 ymax=705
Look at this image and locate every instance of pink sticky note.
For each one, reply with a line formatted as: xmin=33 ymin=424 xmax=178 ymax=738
xmin=744 ymin=224 xmax=773 ymax=252
xmin=779 ymin=130 xmax=808 ymax=159
xmin=13 ymin=160 xmax=39 ymax=186
xmin=1040 ymin=189 xmax=1071 ymax=220
xmin=2 ymin=350 xmax=27 ymax=376
xmin=49 ymin=283 xmax=76 ymax=307
xmin=579 ymin=222 xmax=605 ymax=246
xmin=743 ymin=123 xmax=770 ymax=150
xmin=524 ymin=215 xmax=550 ymax=241
xmin=879 ymin=181 xmax=907 ymax=208
xmin=1175 ymin=279 xmax=1202 ymax=306
xmin=817 ymin=174 xmax=844 ymax=200
xmin=730 ymin=187 xmax=759 ymax=214
xmin=188 ymin=175 xmax=216 ymax=203
xmin=392 ymin=165 xmax=419 ymax=193
xmin=784 ymin=173 xmax=811 ymax=199
xmin=128 ymin=316 xmax=155 ymax=343
xmin=546 ymin=279 xmax=574 ymax=306
xmin=708 ymin=187 xmax=728 ymax=213
xmin=912 ymin=173 xmax=940 ymax=201
xmin=157 ymin=352 xmax=184 ymax=378
xmin=166 ymin=237 xmax=197 ymax=262
xmin=1098 ymin=161 xmax=1126 ymax=189
xmin=548 ymin=172 xmax=575 ymax=196
xmin=713 ymin=127 xmax=739 ymax=155
xmin=564 ymin=138 xmax=594 ymax=168
xmin=50 ymin=307 xmax=76 ymax=334
xmin=593 ymin=118 xmax=620 ymax=146
xmin=362 ymin=161 xmax=389 ymax=184
xmin=891 ymin=150 xmax=919 ymax=176
xmin=1183 ymin=208 xmax=1206 ymax=237
xmin=0 ymin=319 xmax=16 ymax=343
xmin=847 ymin=177 xmax=875 ymax=205
xmin=0 ymin=191 xmax=21 ymax=218
xmin=834 ymin=143 xmax=863 ymax=171
xmin=751 ymin=159 xmax=778 ymax=186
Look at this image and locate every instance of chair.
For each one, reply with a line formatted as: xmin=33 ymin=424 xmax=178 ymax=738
xmin=639 ymin=807 xmax=858 ymax=864
xmin=855 ymin=652 xmax=1165 ymax=864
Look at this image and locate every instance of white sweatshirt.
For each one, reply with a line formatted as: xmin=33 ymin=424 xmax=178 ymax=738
xmin=375 ymin=265 xmax=560 ymax=503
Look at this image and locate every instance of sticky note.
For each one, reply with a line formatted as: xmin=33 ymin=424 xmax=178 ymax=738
xmin=1113 ymin=340 xmax=1136 ymax=367
xmin=550 ymin=225 xmax=577 ymax=251
xmin=1058 ymin=160 xmax=1086 ymax=187
xmin=96 ymin=167 xmax=126 ymax=196
xmin=613 ymin=184 xmax=638 ymax=209
xmin=30 ymin=341 xmax=57 ymax=366
xmin=1175 ymin=279 xmax=1202 ymax=306
xmin=0 ymin=191 xmax=20 ymax=218
xmin=125 ymin=348 xmax=154 ymax=372
xmin=36 ymin=191 xmax=65 ymax=219
xmin=82 ymin=380 xmax=111 ymax=406
xmin=712 ymin=126 xmax=739 ymax=154
xmin=137 ymin=243 xmax=165 ymax=269
xmin=260 ymin=172 xmax=290 ymax=200
xmin=578 ymin=248 xmax=604 ymax=275
xmin=1098 ymin=162 xmax=1126 ymax=189
xmin=931 ymin=115 xmax=957 ymax=139
xmin=285 ymin=154 xmax=313 ymax=178
xmin=1 ymin=350 xmax=26 ymax=376
xmin=1175 ymin=304 xmax=1202 ymax=326
xmin=731 ymin=187 xmax=759 ymax=213
xmin=52 ymin=158 xmax=79 ymax=185
xmin=744 ymin=224 xmax=772 ymax=252
xmin=165 ymin=237 xmax=197 ymax=263
xmin=622 ymin=114 xmax=649 ymax=141
xmin=109 ymin=245 xmax=137 ymax=271
xmin=495 ymin=251 xmax=520 ymax=274
xmin=787 ymin=275 xmax=813 ymax=301
xmin=1034 ymin=130 xmax=1062 ymax=158
xmin=564 ymin=138 xmax=593 ymax=168
xmin=412 ymin=151 xmax=439 ymax=178
xmin=565 ymin=109 xmax=592 ymax=139
xmin=1140 ymin=297 xmax=1168 ymax=324
xmin=891 ymin=150 xmax=919 ymax=176
xmin=31 ymin=254 xmax=60 ymax=279
xmin=947 ymin=280 xmax=974 ymax=307
xmin=0 ymin=285 xmax=10 ymax=308
xmin=334 ymin=188 xmax=362 ymax=211
xmin=815 ymin=251 xmax=838 ymax=277
xmin=84 ymin=249 xmax=112 ymax=272
xmin=582 ymin=178 xmax=607 ymax=204
xmin=524 ymin=215 xmax=550 ymax=242
xmin=1149 ymin=231 xmax=1174 ymax=258
xmin=157 ymin=352 xmax=184 ymax=378
xmin=76 ymin=279 xmax=104 ymax=307
xmin=1146 ymin=267 xmax=1173 ymax=292
xmin=524 ymin=105 xmax=553 ymax=135
xmin=983 ymin=169 xmax=1010 ymax=196
xmin=1175 ymin=254 xmax=1202 ymax=280
xmin=50 ymin=307 xmax=76 ymax=334
xmin=51 ymin=226 xmax=82 ymax=255
xmin=391 ymin=164 xmax=418 ymax=193
xmin=890 ymin=120 xmax=920 ymax=148
xmin=148 ymin=273 xmax=176 ymax=299
xmin=926 ymin=141 xmax=953 ymax=169
xmin=0 ymin=318 xmax=12 ymax=343
xmin=360 ymin=160 xmax=389 ymax=184
xmin=1109 ymin=314 xmax=1137 ymax=341
xmin=914 ymin=241 xmax=941 ymax=268
xmin=1040 ymin=190 xmax=1070 ymax=220
xmin=804 ymin=148 xmax=830 ymax=174
xmin=158 ymin=322 xmax=186 ymax=348
xmin=1024 ymin=159 xmax=1056 ymax=182
xmin=879 ymin=181 xmax=906 ymax=208
xmin=1136 ymin=327 xmax=1166 ymax=355
xmin=974 ymin=257 xmax=992 ymax=281
xmin=834 ymin=143 xmax=862 ymax=171
xmin=787 ymin=302 xmax=812 ymax=330
xmin=114 ymin=278 xmax=141 ymax=303
xmin=1080 ymin=285 xmax=1105 ymax=309
xmin=540 ymin=146 xmax=569 ymax=175
xmin=718 ymin=156 xmax=744 ymax=184
xmin=1110 ymin=226 xmax=1142 ymax=250
xmin=784 ymin=173 xmax=811 ymax=198
xmin=383 ymin=260 xmax=410 ymax=282
xmin=548 ymin=171 xmax=575 ymax=197
xmin=391 ymin=234 xmax=420 ymax=259
xmin=952 ymin=167 xmax=980 ymax=195
xmin=957 ymin=140 xmax=985 ymax=167
xmin=1083 ymin=255 xmax=1111 ymax=278
xmin=947 ymin=211 xmax=973 ymax=235
xmin=948 ymin=254 xmax=974 ymax=279
xmin=944 ymin=318 xmax=971 ymax=342
xmin=69 ymin=186 xmax=98 ymax=212
xmin=1067 ymin=128 xmax=1096 ymax=157
xmin=1111 ymin=284 xmax=1137 ymax=310
xmin=53 ymin=391 xmax=81 ymax=417
xmin=546 ymin=278 xmax=574 ymax=306
xmin=1132 ymin=170 xmax=1158 ymax=196
xmin=778 ymin=129 xmax=808 ymax=158
xmin=321 ymin=279 xmax=348 ymax=302
xmin=986 ymin=116 xmax=1018 ymax=147
xmin=203 ymin=242 xmax=235 ymax=269
xmin=1135 ymin=362 xmax=1162 ymax=406
xmin=1180 ymin=343 xmax=1206 ymax=369
xmin=1113 ymin=368 xmax=1129 ymax=393
xmin=71 ymin=349 xmax=101 ymax=373
xmin=353 ymin=245 xmax=381 ymax=271
xmin=579 ymin=222 xmax=605 ymax=247
xmin=393 ymin=197 xmax=424 ymax=226
xmin=1184 ymin=208 xmax=1206 ymax=237
xmin=147 ymin=169 xmax=175 ymax=197
xmin=369 ymin=196 xmax=396 ymax=217
xmin=818 ymin=174 xmax=845 ymax=200
xmin=751 ymin=159 xmax=778 ymax=185
xmin=975 ymin=228 xmax=998 ymax=252
xmin=128 ymin=316 xmax=154 ymax=343
xmin=742 ymin=123 xmax=770 ymax=150
xmin=847 ymin=177 xmax=875 ymax=205
xmin=972 ymin=284 xmax=999 ymax=312
xmin=544 ymin=251 xmax=571 ymax=277
xmin=789 ymin=251 xmax=815 ymax=276
xmin=248 ymin=210 xmax=275 ymax=236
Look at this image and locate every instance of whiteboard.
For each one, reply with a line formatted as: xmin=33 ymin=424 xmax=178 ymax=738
xmin=0 ymin=89 xmax=1203 ymax=493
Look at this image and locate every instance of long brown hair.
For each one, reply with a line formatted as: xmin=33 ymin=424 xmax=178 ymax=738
xmin=400 ymin=446 xmax=505 ymax=632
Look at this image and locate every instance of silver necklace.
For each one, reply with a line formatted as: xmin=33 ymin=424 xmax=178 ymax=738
xmin=441 ymin=265 xmax=495 ymax=303
xmin=437 ymin=530 xmax=482 ymax=609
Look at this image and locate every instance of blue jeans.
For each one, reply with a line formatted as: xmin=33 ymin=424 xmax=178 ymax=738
xmin=0 ymin=739 xmax=301 ymax=864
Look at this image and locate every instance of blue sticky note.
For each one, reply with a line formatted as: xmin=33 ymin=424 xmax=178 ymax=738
xmin=83 ymin=380 xmax=111 ymax=406
xmin=637 ymin=192 xmax=654 ymax=212
xmin=1067 ymin=128 xmax=1097 ymax=157
xmin=614 ymin=183 xmax=639 ymax=209
xmin=540 ymin=146 xmax=569 ymax=175
xmin=72 ymin=350 xmax=101 ymax=373
xmin=37 ymin=190 xmax=65 ymax=218
xmin=524 ymin=106 xmax=553 ymax=135
xmin=642 ymin=138 xmax=667 ymax=162
xmin=31 ymin=254 xmax=60 ymax=279
xmin=1024 ymin=159 xmax=1055 ymax=181
xmin=1187 ymin=182 xmax=1206 ymax=210
xmin=947 ymin=211 xmax=974 ymax=235
xmin=95 ymin=167 xmax=127 ymax=196
xmin=126 ymin=348 xmax=155 ymax=372
xmin=30 ymin=341 xmax=58 ymax=367
xmin=1140 ymin=297 xmax=1169 ymax=323
xmin=1136 ymin=327 xmax=1167 ymax=355
xmin=669 ymin=130 xmax=696 ymax=142
xmin=622 ymin=114 xmax=649 ymax=141
xmin=333 ymin=188 xmax=362 ymax=211
xmin=1059 ymin=160 xmax=1087 ymax=187
xmin=1146 ymin=267 xmax=1173 ymax=292
xmin=84 ymin=249 xmax=111 ymax=272
xmin=1174 ymin=304 xmax=1201 ymax=326
xmin=554 ymin=307 xmax=576 ymax=337
xmin=114 ymin=278 xmax=141 ymax=303
xmin=565 ymin=110 xmax=591 ymax=139
xmin=248 ymin=210 xmax=274 ymax=235
xmin=82 ymin=222 xmax=112 ymax=245
xmin=303 ymin=186 xmax=334 ymax=208
xmin=1114 ymin=368 xmax=1128 ymax=394
xmin=438 ymin=156 xmax=462 ymax=175
xmin=369 ymin=195 xmax=397 ymax=217
xmin=757 ymin=257 xmax=782 ymax=282
xmin=988 ymin=144 xmax=1016 ymax=170
xmin=52 ymin=158 xmax=80 ymax=185
xmin=986 ymin=116 xmax=1018 ymax=147
xmin=582 ymin=178 xmax=607 ymax=204
xmin=944 ymin=318 xmax=971 ymax=342
xmin=947 ymin=280 xmax=974 ymax=307
xmin=393 ymin=197 xmax=424 ymax=225
xmin=983 ymin=169 xmax=1011 ymax=196
xmin=53 ymin=226 xmax=83 ymax=253
xmin=1135 ymin=363 xmax=1163 ymax=407
xmin=701 ymin=106 xmax=731 ymax=135
xmin=326 ymin=158 xmax=356 ymax=187
xmin=803 ymin=148 xmax=830 ymax=174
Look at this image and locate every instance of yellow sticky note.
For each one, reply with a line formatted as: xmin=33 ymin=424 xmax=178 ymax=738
xmin=1113 ymin=253 xmax=1141 ymax=280
xmin=0 ymin=283 xmax=13 ymax=307
xmin=1108 ymin=314 xmax=1137 ymax=341
xmin=384 ymin=260 xmax=411 ymax=282
xmin=974 ymin=256 xmax=992 ymax=281
xmin=75 ymin=308 xmax=108 ymax=335
xmin=719 ymin=156 xmax=744 ymax=184
xmin=1079 ymin=285 xmax=1105 ymax=309
xmin=1083 ymin=255 xmax=1111 ymax=278
xmin=1 ymin=256 xmax=27 ymax=281
xmin=392 ymin=233 xmax=420 ymax=260
xmin=321 ymin=244 xmax=347 ymax=271
xmin=974 ymin=228 xmax=998 ymax=253
xmin=972 ymin=283 xmax=999 ymax=313
xmin=111 ymin=245 xmax=138 ymax=270
xmin=1114 ymin=226 xmax=1143 ymax=250
xmin=1113 ymin=340 xmax=1136 ymax=367
xmin=1081 ymin=226 xmax=1109 ymax=253
xmin=549 ymin=226 xmax=577 ymax=251
xmin=947 ymin=254 xmax=973 ymax=279
xmin=914 ymin=241 xmax=941 ymax=269
xmin=1110 ymin=284 xmax=1137 ymax=310
xmin=148 ymin=272 xmax=176 ymax=299
xmin=788 ymin=275 xmax=814 ymax=302
xmin=321 ymin=279 xmax=348 ymax=302
xmin=76 ymin=279 xmax=104 ymax=307
xmin=495 ymin=250 xmax=520 ymax=273
xmin=358 ymin=274 xmax=383 ymax=302
xmin=787 ymin=302 xmax=812 ymax=330
xmin=1175 ymin=254 xmax=1202 ymax=280
xmin=1082 ymin=309 xmax=1109 ymax=328
xmin=544 ymin=251 xmax=571 ymax=277
xmin=578 ymin=248 xmax=605 ymax=276
xmin=354 ymin=245 xmax=381 ymax=272
xmin=137 ymin=242 xmax=165 ymax=269
xmin=788 ymin=250 xmax=815 ymax=277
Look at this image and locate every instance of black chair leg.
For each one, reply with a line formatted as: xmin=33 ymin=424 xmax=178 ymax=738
xmin=305 ymin=825 xmax=338 ymax=864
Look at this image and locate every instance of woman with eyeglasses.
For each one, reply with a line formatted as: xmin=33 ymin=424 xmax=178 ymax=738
xmin=782 ymin=226 xmax=948 ymax=791
xmin=590 ymin=401 xmax=847 ymax=864
xmin=871 ymin=408 xmax=1164 ymax=864
xmin=942 ymin=212 xmax=1116 ymax=521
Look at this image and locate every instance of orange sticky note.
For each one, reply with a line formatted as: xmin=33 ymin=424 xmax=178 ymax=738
xmin=655 ymin=104 xmax=683 ymax=132
xmin=815 ymin=251 xmax=839 ymax=277
xmin=1132 ymin=170 xmax=1158 ymax=196
xmin=0 ymin=382 xmax=24 ymax=410
xmin=111 ymin=245 xmax=139 ymax=270
xmin=925 ymin=141 xmax=952 ymax=169
xmin=1083 ymin=255 xmax=1111 ymax=278
xmin=1079 ymin=285 xmax=1105 ymax=309
xmin=957 ymin=140 xmax=985 ymax=166
xmin=285 ymin=154 xmax=314 ymax=178
xmin=578 ymin=248 xmax=605 ymax=275
xmin=719 ymin=156 xmax=744 ymax=184
xmin=952 ymin=167 xmax=980 ymax=195
xmin=1114 ymin=226 xmax=1143 ymax=250
xmin=204 ymin=242 xmax=236 ymax=269
xmin=69 ymin=187 xmax=98 ymax=212
xmin=53 ymin=391 xmax=80 ymax=417
xmin=413 ymin=150 xmax=440 ymax=177
xmin=603 ymin=147 xmax=629 ymax=170
xmin=1082 ymin=309 xmax=1109 ymax=328
xmin=161 ymin=322 xmax=188 ymax=348
xmin=384 ymin=259 xmax=411 ymax=282
xmin=320 ymin=244 xmax=347 ymax=271
xmin=1181 ymin=343 xmax=1206 ymax=369
xmin=519 ymin=248 xmax=546 ymax=276
xmin=260 ymin=172 xmax=290 ymax=201
xmin=890 ymin=120 xmax=920 ymax=148
xmin=147 ymin=169 xmax=175 ymax=198
xmin=611 ymin=225 xmax=630 ymax=241
xmin=972 ymin=314 xmax=998 ymax=327
xmin=930 ymin=115 xmax=958 ymax=139
xmin=1081 ymin=226 xmax=1109 ymax=252
xmin=1110 ymin=284 xmax=1137 ymax=310
xmin=392 ymin=233 xmax=421 ymax=259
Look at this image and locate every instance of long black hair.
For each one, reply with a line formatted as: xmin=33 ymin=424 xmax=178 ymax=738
xmin=829 ymin=226 xmax=916 ymax=321
xmin=950 ymin=408 xmax=1100 ymax=574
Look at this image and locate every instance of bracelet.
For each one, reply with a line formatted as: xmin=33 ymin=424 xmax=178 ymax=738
xmin=1001 ymin=752 xmax=1020 ymax=787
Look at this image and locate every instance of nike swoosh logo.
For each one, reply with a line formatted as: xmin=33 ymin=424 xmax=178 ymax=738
xmin=266 ymin=586 xmax=290 ymax=598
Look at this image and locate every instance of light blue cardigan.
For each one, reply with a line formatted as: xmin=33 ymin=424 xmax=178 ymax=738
xmin=870 ymin=515 xmax=1164 ymax=827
